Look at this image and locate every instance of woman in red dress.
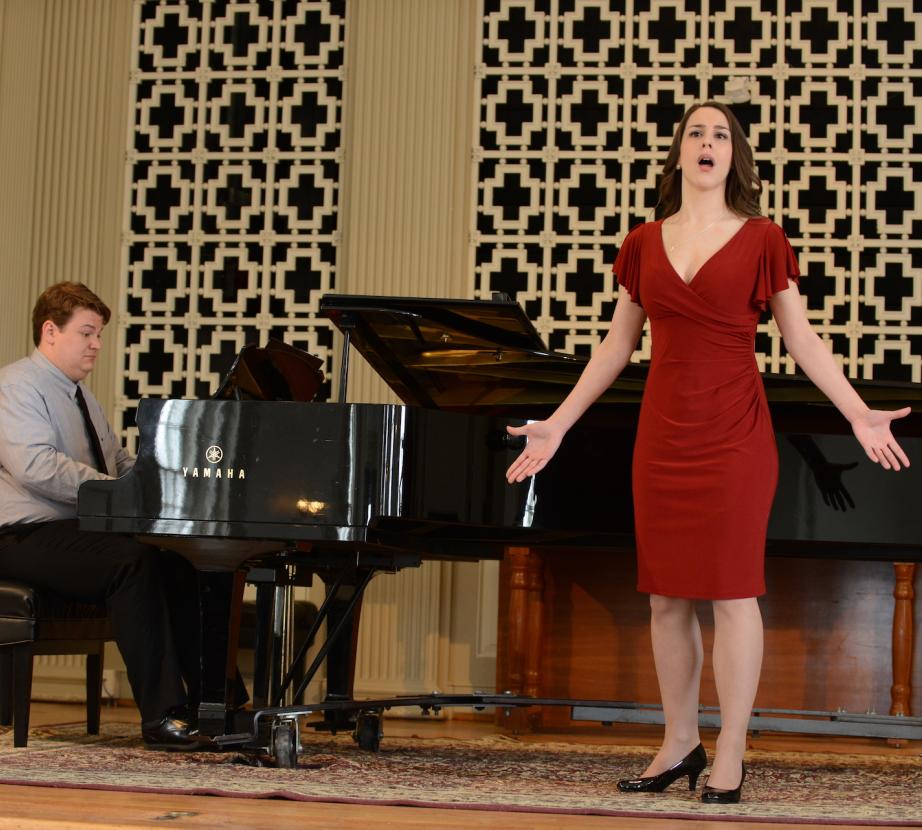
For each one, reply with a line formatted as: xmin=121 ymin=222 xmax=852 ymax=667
xmin=505 ymin=102 xmax=910 ymax=803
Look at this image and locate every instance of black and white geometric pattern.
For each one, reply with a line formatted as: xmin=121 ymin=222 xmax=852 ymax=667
xmin=470 ymin=0 xmax=922 ymax=382
xmin=120 ymin=0 xmax=920 ymax=447
xmin=120 ymin=0 xmax=344 ymax=448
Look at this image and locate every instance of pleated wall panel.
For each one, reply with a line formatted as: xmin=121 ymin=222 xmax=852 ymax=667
xmin=0 ymin=0 xmax=131 ymax=415
xmin=353 ymin=562 xmax=443 ymax=696
xmin=339 ymin=1 xmax=491 ymax=700
xmin=339 ymin=0 xmax=477 ymax=405
xmin=0 ymin=0 xmax=47 ymax=362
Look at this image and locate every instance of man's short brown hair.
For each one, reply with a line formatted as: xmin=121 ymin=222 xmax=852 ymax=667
xmin=31 ymin=282 xmax=112 ymax=346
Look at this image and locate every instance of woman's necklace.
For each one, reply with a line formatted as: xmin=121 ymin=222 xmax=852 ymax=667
xmin=666 ymin=214 xmax=730 ymax=252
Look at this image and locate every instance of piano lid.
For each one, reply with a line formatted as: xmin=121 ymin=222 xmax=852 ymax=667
xmin=320 ymin=293 xmax=646 ymax=410
xmin=320 ymin=293 xmax=922 ymax=418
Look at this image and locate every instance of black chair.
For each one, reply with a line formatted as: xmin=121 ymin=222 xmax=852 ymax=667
xmin=0 ymin=581 xmax=113 ymax=747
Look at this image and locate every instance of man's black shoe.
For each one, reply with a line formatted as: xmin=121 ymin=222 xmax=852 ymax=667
xmin=141 ymin=716 xmax=209 ymax=751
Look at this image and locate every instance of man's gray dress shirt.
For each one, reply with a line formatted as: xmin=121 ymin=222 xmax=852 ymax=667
xmin=0 ymin=350 xmax=134 ymax=526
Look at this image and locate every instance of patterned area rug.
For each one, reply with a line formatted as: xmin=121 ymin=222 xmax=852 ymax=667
xmin=0 ymin=723 xmax=920 ymax=824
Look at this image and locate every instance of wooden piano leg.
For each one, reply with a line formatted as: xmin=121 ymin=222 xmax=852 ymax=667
xmin=890 ymin=562 xmax=916 ymax=719
xmin=498 ymin=546 xmax=544 ymax=732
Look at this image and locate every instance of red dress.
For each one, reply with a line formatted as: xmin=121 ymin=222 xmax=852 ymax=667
xmin=613 ymin=218 xmax=800 ymax=599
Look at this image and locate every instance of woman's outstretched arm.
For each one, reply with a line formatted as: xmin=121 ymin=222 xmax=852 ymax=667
xmin=505 ymin=289 xmax=647 ymax=482
xmin=769 ymin=281 xmax=911 ymax=471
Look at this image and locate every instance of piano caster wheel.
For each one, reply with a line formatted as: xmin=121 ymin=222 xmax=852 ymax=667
xmin=353 ymin=712 xmax=382 ymax=752
xmin=272 ymin=719 xmax=299 ymax=769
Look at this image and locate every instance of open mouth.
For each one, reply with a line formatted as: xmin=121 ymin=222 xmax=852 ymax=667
xmin=698 ymin=155 xmax=715 ymax=168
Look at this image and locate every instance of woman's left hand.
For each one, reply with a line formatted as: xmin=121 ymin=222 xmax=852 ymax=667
xmin=851 ymin=407 xmax=912 ymax=471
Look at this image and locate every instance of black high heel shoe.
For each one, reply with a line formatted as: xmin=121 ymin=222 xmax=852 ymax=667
xmin=618 ymin=744 xmax=707 ymax=793
xmin=701 ymin=763 xmax=746 ymax=804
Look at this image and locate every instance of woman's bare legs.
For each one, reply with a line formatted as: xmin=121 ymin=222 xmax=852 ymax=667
xmin=642 ymin=594 xmax=703 ymax=776
xmin=708 ymin=597 xmax=763 ymax=789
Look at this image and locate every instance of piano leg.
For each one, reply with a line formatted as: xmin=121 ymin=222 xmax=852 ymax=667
xmin=252 ymin=579 xmax=296 ymax=709
xmin=498 ymin=547 xmax=545 ymax=732
xmin=197 ymin=568 xmax=247 ymax=737
xmin=321 ymin=570 xmax=367 ymax=731
xmin=890 ymin=562 xmax=916 ymax=718
xmin=251 ymin=581 xmax=274 ymax=709
xmin=269 ymin=582 xmax=296 ymax=707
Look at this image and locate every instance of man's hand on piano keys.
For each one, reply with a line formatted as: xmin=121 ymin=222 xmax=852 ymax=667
xmin=851 ymin=407 xmax=912 ymax=471
xmin=505 ymin=421 xmax=565 ymax=483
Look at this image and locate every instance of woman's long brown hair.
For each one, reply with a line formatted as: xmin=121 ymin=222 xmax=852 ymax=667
xmin=654 ymin=101 xmax=763 ymax=220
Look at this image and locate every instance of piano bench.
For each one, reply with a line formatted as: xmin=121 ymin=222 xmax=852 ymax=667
xmin=0 ymin=581 xmax=113 ymax=748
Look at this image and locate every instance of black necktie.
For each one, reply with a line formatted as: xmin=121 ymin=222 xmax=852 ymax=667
xmin=74 ymin=385 xmax=109 ymax=475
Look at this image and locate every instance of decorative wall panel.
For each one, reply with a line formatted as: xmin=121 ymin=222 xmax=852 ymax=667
xmin=0 ymin=0 xmax=132 ymax=412
xmin=471 ymin=0 xmax=922 ymax=382
xmin=119 ymin=0 xmax=345 ymax=448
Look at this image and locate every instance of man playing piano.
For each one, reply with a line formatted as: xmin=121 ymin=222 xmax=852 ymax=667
xmin=0 ymin=282 xmax=204 ymax=750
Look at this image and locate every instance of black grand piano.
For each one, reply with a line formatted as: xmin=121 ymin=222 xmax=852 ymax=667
xmin=78 ymin=294 xmax=922 ymax=763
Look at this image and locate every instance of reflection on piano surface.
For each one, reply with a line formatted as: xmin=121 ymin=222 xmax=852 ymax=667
xmin=79 ymin=294 xmax=922 ymax=737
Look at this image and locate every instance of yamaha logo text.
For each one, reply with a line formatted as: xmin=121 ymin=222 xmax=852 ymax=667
xmin=182 ymin=444 xmax=247 ymax=480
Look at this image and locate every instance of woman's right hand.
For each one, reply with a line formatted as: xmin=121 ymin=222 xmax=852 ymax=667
xmin=505 ymin=420 xmax=565 ymax=483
